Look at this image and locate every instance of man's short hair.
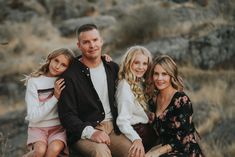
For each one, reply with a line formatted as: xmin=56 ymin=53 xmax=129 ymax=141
xmin=76 ymin=24 xmax=98 ymax=39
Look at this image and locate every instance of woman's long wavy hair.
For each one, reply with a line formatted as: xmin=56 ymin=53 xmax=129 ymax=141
xmin=118 ymin=46 xmax=152 ymax=111
xmin=146 ymin=55 xmax=184 ymax=98
xmin=23 ymin=48 xmax=75 ymax=84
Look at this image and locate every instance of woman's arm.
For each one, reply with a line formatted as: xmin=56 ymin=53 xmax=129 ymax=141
xmin=146 ymin=144 xmax=172 ymax=157
xmin=167 ymin=92 xmax=194 ymax=151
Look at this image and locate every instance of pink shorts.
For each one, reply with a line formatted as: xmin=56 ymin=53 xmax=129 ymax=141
xmin=27 ymin=125 xmax=68 ymax=156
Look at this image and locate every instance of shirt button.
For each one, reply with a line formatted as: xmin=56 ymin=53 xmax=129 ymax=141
xmin=102 ymin=112 xmax=105 ymax=115
xmin=97 ymin=121 xmax=100 ymax=123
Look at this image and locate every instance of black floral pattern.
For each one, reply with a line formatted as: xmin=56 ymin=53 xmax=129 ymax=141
xmin=152 ymin=92 xmax=204 ymax=157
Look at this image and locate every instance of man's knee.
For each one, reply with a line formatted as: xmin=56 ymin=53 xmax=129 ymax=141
xmin=90 ymin=143 xmax=111 ymax=157
xmin=74 ymin=140 xmax=111 ymax=157
xmin=110 ymin=134 xmax=132 ymax=157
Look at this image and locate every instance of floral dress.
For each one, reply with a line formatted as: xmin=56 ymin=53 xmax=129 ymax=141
xmin=151 ymin=92 xmax=204 ymax=157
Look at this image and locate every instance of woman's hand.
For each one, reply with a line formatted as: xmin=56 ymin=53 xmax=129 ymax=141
xmin=128 ymin=139 xmax=145 ymax=157
xmin=148 ymin=112 xmax=155 ymax=124
xmin=145 ymin=144 xmax=171 ymax=157
xmin=145 ymin=151 xmax=160 ymax=157
xmin=54 ymin=78 xmax=65 ymax=99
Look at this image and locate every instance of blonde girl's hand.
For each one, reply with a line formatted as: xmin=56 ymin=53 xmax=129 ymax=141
xmin=103 ymin=54 xmax=112 ymax=62
xmin=54 ymin=78 xmax=65 ymax=99
xmin=128 ymin=139 xmax=145 ymax=157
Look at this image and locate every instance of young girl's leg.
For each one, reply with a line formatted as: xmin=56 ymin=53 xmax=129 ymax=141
xmin=32 ymin=141 xmax=47 ymax=157
xmin=46 ymin=125 xmax=68 ymax=157
xmin=26 ymin=127 xmax=47 ymax=157
xmin=23 ymin=142 xmax=47 ymax=157
xmin=45 ymin=140 xmax=65 ymax=157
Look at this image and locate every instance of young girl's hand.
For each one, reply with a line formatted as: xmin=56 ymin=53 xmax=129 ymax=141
xmin=54 ymin=78 xmax=65 ymax=99
xmin=129 ymin=139 xmax=145 ymax=157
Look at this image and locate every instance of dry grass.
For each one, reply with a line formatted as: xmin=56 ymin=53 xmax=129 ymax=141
xmin=0 ymin=18 xmax=76 ymax=77
xmin=227 ymin=143 xmax=235 ymax=157
xmin=0 ymin=100 xmax=25 ymax=116
xmin=202 ymin=142 xmax=224 ymax=157
xmin=180 ymin=66 xmax=235 ymax=157
xmin=0 ymin=132 xmax=9 ymax=157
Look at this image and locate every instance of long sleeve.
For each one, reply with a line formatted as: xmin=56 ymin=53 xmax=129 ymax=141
xmin=161 ymin=92 xmax=195 ymax=151
xmin=116 ymin=80 xmax=148 ymax=142
xmin=170 ymin=93 xmax=194 ymax=150
xmin=25 ymin=76 xmax=60 ymax=127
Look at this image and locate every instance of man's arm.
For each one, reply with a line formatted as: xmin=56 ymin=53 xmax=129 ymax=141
xmin=58 ymin=76 xmax=88 ymax=141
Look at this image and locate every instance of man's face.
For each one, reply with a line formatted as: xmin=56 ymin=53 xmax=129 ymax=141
xmin=77 ymin=29 xmax=103 ymax=60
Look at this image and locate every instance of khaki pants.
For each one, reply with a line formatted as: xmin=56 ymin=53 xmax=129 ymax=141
xmin=73 ymin=121 xmax=132 ymax=157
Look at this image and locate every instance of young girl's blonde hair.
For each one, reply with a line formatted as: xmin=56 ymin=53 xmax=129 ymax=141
xmin=118 ymin=46 xmax=152 ymax=111
xmin=24 ymin=48 xmax=75 ymax=84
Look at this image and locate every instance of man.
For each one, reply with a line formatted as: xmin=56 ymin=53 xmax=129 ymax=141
xmin=58 ymin=24 xmax=131 ymax=157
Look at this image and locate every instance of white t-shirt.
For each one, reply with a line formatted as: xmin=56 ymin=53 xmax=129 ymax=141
xmin=90 ymin=62 xmax=112 ymax=120
xmin=81 ymin=62 xmax=113 ymax=139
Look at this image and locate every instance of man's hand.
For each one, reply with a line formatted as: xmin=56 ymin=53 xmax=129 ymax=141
xmin=90 ymin=129 xmax=111 ymax=145
xmin=128 ymin=139 xmax=145 ymax=157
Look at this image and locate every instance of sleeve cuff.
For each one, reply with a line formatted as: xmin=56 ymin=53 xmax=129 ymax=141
xmin=129 ymin=131 xmax=142 ymax=142
xmin=81 ymin=126 xmax=96 ymax=139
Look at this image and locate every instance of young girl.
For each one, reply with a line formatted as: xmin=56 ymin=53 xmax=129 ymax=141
xmin=23 ymin=48 xmax=75 ymax=157
xmin=145 ymin=55 xmax=204 ymax=157
xmin=116 ymin=46 xmax=157 ymax=157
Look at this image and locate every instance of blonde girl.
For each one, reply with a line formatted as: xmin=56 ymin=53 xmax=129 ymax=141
xmin=116 ymin=46 xmax=157 ymax=157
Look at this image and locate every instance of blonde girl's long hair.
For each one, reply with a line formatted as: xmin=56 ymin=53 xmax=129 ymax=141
xmin=23 ymin=48 xmax=75 ymax=84
xmin=118 ymin=46 xmax=152 ymax=111
xmin=146 ymin=54 xmax=184 ymax=98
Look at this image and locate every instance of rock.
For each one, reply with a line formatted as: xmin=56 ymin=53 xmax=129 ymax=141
xmin=188 ymin=26 xmax=235 ymax=69
xmin=58 ymin=15 xmax=116 ymax=37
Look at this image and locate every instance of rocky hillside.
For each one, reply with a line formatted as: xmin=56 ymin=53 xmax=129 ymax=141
xmin=0 ymin=0 xmax=235 ymax=156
